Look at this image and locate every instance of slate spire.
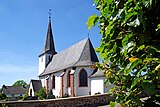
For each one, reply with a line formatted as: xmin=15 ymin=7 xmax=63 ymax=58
xmin=39 ymin=16 xmax=57 ymax=57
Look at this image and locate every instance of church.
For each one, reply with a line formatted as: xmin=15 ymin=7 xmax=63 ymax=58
xmin=28 ymin=16 xmax=110 ymax=98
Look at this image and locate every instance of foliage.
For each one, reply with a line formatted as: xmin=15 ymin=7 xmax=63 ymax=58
xmin=87 ymin=0 xmax=160 ymax=106
xmin=22 ymin=94 xmax=28 ymax=101
xmin=47 ymin=90 xmax=55 ymax=99
xmin=22 ymin=89 xmax=28 ymax=101
xmin=36 ymin=88 xmax=46 ymax=100
xmin=16 ymin=95 xmax=23 ymax=100
xmin=12 ymin=80 xmax=28 ymax=87
xmin=0 ymin=93 xmax=6 ymax=100
xmin=0 ymin=103 xmax=8 ymax=107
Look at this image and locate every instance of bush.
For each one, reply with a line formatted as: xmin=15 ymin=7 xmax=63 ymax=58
xmin=0 ymin=93 xmax=6 ymax=100
xmin=16 ymin=95 xmax=23 ymax=100
xmin=0 ymin=103 xmax=8 ymax=107
xmin=22 ymin=89 xmax=28 ymax=101
xmin=22 ymin=94 xmax=28 ymax=101
xmin=36 ymin=88 xmax=46 ymax=100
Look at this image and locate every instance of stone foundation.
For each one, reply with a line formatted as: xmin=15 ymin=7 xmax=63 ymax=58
xmin=1 ymin=94 xmax=114 ymax=107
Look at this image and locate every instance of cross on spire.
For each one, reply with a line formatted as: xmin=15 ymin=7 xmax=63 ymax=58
xmin=87 ymin=33 xmax=90 ymax=38
xmin=48 ymin=9 xmax=52 ymax=19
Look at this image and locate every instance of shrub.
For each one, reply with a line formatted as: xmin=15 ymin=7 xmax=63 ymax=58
xmin=0 ymin=103 xmax=8 ymax=107
xmin=36 ymin=88 xmax=46 ymax=100
xmin=22 ymin=94 xmax=28 ymax=101
xmin=22 ymin=89 xmax=28 ymax=101
xmin=0 ymin=93 xmax=6 ymax=100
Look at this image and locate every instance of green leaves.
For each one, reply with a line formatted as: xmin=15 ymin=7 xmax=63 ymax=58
xmin=142 ymin=82 xmax=155 ymax=96
xmin=106 ymin=0 xmax=113 ymax=5
xmin=125 ymin=59 xmax=142 ymax=74
xmin=86 ymin=14 xmax=99 ymax=29
xmin=87 ymin=0 xmax=160 ymax=106
xmin=109 ymin=101 xmax=115 ymax=107
xmin=122 ymin=33 xmax=133 ymax=47
xmin=12 ymin=80 xmax=28 ymax=87
xmin=136 ymin=45 xmax=145 ymax=52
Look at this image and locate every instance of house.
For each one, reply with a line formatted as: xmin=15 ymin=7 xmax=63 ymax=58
xmin=32 ymin=16 xmax=111 ymax=98
xmin=1 ymin=85 xmax=27 ymax=97
xmin=28 ymin=80 xmax=42 ymax=96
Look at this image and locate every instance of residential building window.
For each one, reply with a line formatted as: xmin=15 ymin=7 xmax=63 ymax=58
xmin=67 ymin=70 xmax=71 ymax=87
xmin=52 ymin=75 xmax=55 ymax=89
xmin=79 ymin=69 xmax=88 ymax=87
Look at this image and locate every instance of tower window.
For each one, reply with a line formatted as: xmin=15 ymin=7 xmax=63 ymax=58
xmin=41 ymin=57 xmax=43 ymax=62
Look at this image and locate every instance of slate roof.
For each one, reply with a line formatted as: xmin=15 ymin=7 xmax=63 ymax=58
xmin=39 ymin=38 xmax=99 ymax=76
xmin=30 ymin=80 xmax=42 ymax=92
xmin=39 ymin=17 xmax=57 ymax=57
xmin=2 ymin=85 xmax=27 ymax=95
xmin=89 ymin=69 xmax=105 ymax=78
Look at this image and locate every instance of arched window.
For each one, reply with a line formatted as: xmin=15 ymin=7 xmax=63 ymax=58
xmin=52 ymin=75 xmax=55 ymax=89
xmin=67 ymin=70 xmax=71 ymax=87
xmin=79 ymin=69 xmax=88 ymax=87
xmin=30 ymin=89 xmax=32 ymax=96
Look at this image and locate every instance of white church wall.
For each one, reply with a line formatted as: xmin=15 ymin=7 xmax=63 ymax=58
xmin=64 ymin=68 xmax=73 ymax=96
xmin=38 ymin=54 xmax=52 ymax=75
xmin=75 ymin=67 xmax=94 ymax=96
xmin=55 ymin=73 xmax=61 ymax=97
xmin=91 ymin=77 xmax=106 ymax=95
xmin=51 ymin=71 xmax=63 ymax=97
xmin=38 ymin=55 xmax=46 ymax=75
xmin=39 ymin=76 xmax=47 ymax=87
xmin=39 ymin=66 xmax=97 ymax=97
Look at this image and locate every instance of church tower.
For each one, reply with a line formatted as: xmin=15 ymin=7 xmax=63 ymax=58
xmin=38 ymin=16 xmax=57 ymax=75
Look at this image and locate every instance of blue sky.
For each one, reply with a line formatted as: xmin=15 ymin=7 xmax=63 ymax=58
xmin=0 ymin=0 xmax=101 ymax=87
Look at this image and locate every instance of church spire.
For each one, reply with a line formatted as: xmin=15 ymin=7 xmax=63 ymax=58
xmin=39 ymin=11 xmax=57 ymax=57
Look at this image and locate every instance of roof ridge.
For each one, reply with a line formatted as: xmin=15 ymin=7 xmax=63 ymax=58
xmin=56 ymin=38 xmax=88 ymax=54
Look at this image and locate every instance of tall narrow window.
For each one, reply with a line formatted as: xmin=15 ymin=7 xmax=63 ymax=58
xmin=52 ymin=75 xmax=55 ymax=89
xmin=67 ymin=70 xmax=71 ymax=87
xmin=30 ymin=89 xmax=32 ymax=96
xmin=79 ymin=69 xmax=88 ymax=87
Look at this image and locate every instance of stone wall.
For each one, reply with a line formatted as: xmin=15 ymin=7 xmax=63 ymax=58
xmin=1 ymin=94 xmax=114 ymax=107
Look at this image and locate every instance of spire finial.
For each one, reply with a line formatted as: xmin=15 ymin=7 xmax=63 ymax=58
xmin=48 ymin=9 xmax=52 ymax=19
xmin=87 ymin=33 xmax=89 ymax=38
